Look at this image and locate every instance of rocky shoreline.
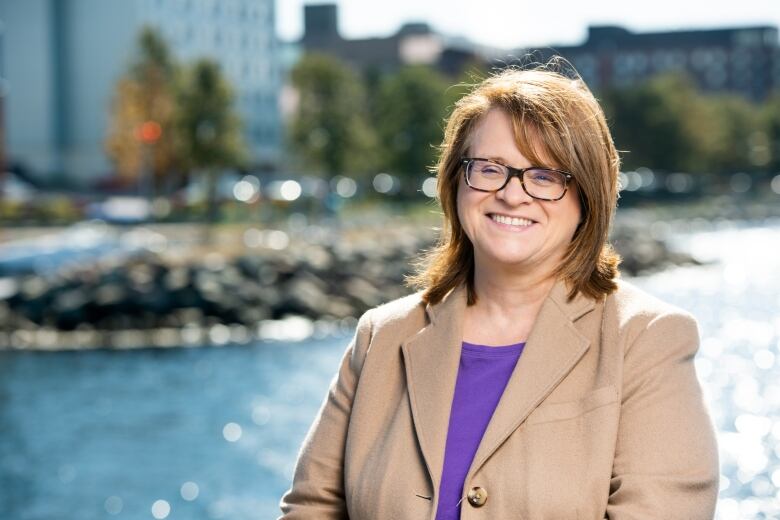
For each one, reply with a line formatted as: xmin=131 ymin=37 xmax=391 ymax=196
xmin=0 ymin=218 xmax=703 ymax=351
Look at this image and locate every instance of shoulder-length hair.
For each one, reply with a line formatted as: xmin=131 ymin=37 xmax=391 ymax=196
xmin=407 ymin=61 xmax=622 ymax=305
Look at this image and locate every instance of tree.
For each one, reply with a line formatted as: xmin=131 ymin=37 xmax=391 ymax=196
xmin=696 ymin=94 xmax=761 ymax=176
xmin=374 ymin=66 xmax=450 ymax=194
xmin=105 ymin=26 xmax=183 ymax=194
xmin=601 ymin=74 xmax=705 ymax=173
xmin=442 ymin=60 xmax=490 ymax=115
xmin=760 ymin=92 xmax=780 ymax=173
xmin=176 ymin=58 xmax=246 ymax=228
xmin=288 ymin=53 xmax=377 ymax=179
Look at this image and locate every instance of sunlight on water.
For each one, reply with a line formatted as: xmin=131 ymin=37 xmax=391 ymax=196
xmin=180 ymin=481 xmax=200 ymax=501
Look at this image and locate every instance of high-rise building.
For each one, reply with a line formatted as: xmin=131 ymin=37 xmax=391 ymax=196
xmin=0 ymin=0 xmax=281 ymax=185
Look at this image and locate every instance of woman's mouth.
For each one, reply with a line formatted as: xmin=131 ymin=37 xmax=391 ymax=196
xmin=488 ymin=213 xmax=536 ymax=230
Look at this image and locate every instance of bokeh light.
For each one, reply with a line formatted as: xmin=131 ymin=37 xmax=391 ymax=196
xmin=279 ymin=180 xmax=302 ymax=201
xmin=770 ymin=175 xmax=780 ymax=195
xmin=223 ymin=422 xmax=243 ymax=442
xmin=333 ymin=176 xmax=357 ymax=198
xmin=373 ymin=173 xmax=397 ymax=194
xmin=665 ymin=172 xmax=694 ymax=193
xmin=233 ymin=176 xmax=260 ymax=203
xmin=730 ymin=172 xmax=752 ymax=193
xmin=151 ymin=499 xmax=171 ymax=519
xmin=104 ymin=496 xmax=123 ymax=515
xmin=421 ymin=177 xmax=437 ymax=198
xmin=181 ymin=481 xmax=200 ymax=501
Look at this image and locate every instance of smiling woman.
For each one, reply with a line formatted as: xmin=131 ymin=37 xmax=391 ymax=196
xmin=456 ymin=108 xmax=584 ymax=310
xmin=279 ymin=61 xmax=719 ymax=520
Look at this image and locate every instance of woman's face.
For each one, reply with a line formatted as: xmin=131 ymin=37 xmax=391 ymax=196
xmin=456 ymin=108 xmax=582 ymax=280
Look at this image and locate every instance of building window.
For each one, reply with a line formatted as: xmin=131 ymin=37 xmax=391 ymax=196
xmin=735 ymin=30 xmax=761 ymax=47
xmin=691 ymin=48 xmax=715 ymax=69
xmin=652 ymin=50 xmax=685 ymax=71
xmin=705 ymin=68 xmax=727 ymax=88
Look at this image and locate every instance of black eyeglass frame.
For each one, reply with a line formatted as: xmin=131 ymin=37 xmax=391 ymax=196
xmin=461 ymin=157 xmax=574 ymax=202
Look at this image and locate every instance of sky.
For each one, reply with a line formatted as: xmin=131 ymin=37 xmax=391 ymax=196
xmin=276 ymin=0 xmax=780 ymax=49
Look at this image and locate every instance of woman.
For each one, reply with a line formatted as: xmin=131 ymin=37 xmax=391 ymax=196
xmin=279 ymin=65 xmax=719 ymax=519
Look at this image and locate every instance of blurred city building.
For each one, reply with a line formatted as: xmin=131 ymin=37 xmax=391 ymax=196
xmin=298 ymin=4 xmax=779 ymax=102
xmin=524 ymin=25 xmax=780 ymax=102
xmin=0 ymin=0 xmax=281 ymax=186
xmin=299 ymin=3 xmax=499 ymax=77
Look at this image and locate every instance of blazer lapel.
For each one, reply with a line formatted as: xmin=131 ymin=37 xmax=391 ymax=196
xmin=467 ymin=279 xmax=596 ymax=479
xmin=401 ymin=284 xmax=467 ymax=491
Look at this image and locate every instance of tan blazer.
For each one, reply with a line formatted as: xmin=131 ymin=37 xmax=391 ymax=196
xmin=279 ymin=279 xmax=719 ymax=519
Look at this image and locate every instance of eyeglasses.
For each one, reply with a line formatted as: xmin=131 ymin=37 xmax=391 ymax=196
xmin=461 ymin=158 xmax=574 ymax=201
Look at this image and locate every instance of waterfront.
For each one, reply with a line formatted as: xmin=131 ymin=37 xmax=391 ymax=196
xmin=1 ymin=220 xmax=779 ymax=519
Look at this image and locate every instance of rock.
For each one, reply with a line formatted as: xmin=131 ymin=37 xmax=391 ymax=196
xmin=0 ymin=217 xmax=699 ymax=350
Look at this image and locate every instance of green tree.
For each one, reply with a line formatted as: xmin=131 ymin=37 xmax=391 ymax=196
xmin=105 ymin=26 xmax=183 ymax=194
xmin=601 ymin=74 xmax=704 ymax=172
xmin=442 ymin=60 xmax=490 ymax=115
xmin=176 ymin=58 xmax=247 ymax=228
xmin=289 ymin=53 xmax=377 ymax=179
xmin=696 ymin=94 xmax=761 ymax=176
xmin=760 ymin=92 xmax=780 ymax=173
xmin=374 ymin=66 xmax=450 ymax=193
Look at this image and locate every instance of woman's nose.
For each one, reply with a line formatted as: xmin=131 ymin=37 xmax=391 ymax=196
xmin=496 ymin=176 xmax=533 ymax=205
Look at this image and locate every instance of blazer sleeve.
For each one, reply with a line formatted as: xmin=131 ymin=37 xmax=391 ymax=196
xmin=278 ymin=309 xmax=374 ymax=519
xmin=606 ymin=311 xmax=719 ymax=520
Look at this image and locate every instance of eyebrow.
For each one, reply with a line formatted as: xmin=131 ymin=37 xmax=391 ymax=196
xmin=475 ymin=154 xmax=560 ymax=170
xmin=478 ymin=155 xmax=511 ymax=165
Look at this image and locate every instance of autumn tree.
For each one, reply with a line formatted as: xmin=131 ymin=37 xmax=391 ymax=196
xmin=105 ymin=26 xmax=183 ymax=195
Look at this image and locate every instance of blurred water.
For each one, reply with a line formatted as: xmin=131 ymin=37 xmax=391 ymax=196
xmin=0 ymin=337 xmax=346 ymax=519
xmin=0 ymin=222 xmax=153 ymax=277
xmin=0 ymin=221 xmax=779 ymax=519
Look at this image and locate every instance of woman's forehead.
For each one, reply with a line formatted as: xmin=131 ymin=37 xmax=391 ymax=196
xmin=465 ymin=109 xmax=555 ymax=167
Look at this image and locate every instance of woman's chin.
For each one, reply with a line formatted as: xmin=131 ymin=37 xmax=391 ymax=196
xmin=479 ymin=250 xmax=536 ymax=270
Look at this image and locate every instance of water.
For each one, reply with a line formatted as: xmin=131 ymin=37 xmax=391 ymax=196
xmin=0 ymin=222 xmax=152 ymax=277
xmin=0 ymin=338 xmax=348 ymax=519
xmin=1 ymin=221 xmax=779 ymax=519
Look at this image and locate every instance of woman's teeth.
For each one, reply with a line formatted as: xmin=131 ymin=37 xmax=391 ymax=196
xmin=491 ymin=214 xmax=534 ymax=227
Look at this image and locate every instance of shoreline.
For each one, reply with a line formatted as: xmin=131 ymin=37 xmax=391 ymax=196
xmin=3 ymin=207 xmax=776 ymax=352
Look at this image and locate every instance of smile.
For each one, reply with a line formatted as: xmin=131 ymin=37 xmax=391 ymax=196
xmin=488 ymin=213 xmax=536 ymax=229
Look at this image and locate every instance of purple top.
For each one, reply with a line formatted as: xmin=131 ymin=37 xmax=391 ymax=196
xmin=434 ymin=341 xmax=525 ymax=520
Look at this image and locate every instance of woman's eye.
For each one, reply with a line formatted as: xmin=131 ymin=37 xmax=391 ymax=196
xmin=477 ymin=164 xmax=503 ymax=175
xmin=529 ymin=170 xmax=558 ymax=184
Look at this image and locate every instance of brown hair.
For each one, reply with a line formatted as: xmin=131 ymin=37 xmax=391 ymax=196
xmin=407 ymin=61 xmax=622 ymax=305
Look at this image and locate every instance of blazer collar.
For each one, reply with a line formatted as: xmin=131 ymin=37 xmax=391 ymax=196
xmin=401 ymin=279 xmax=596 ymax=491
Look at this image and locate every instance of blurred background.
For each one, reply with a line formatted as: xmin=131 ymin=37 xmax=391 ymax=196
xmin=1 ymin=0 xmax=779 ymax=518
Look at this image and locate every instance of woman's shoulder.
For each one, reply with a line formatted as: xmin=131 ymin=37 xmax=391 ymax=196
xmin=360 ymin=290 xmax=428 ymax=332
xmin=606 ymin=278 xmax=698 ymax=333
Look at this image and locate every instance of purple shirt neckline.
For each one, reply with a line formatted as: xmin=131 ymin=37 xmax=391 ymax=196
xmin=461 ymin=341 xmax=526 ymax=352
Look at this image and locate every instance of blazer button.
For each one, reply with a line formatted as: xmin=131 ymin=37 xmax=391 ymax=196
xmin=467 ymin=486 xmax=487 ymax=507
